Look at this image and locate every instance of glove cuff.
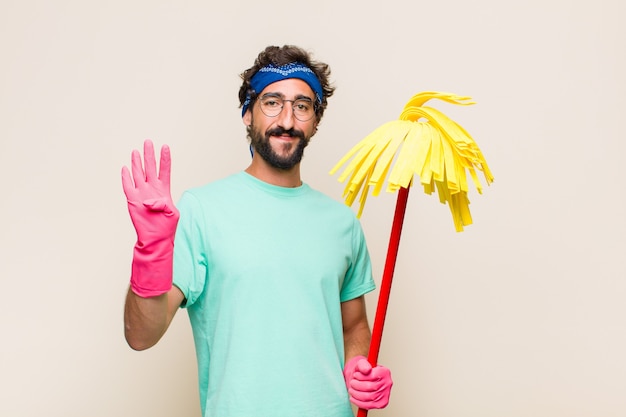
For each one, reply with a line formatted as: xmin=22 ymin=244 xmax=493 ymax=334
xmin=130 ymin=238 xmax=174 ymax=297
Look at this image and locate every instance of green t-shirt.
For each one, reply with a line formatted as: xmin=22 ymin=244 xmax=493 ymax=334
xmin=173 ymin=172 xmax=375 ymax=417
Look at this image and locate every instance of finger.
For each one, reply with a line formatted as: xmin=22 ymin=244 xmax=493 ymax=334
xmin=370 ymin=365 xmax=391 ymax=380
xmin=158 ymin=144 xmax=172 ymax=185
xmin=349 ymin=387 xmax=384 ymax=402
xmin=350 ymin=378 xmax=382 ymax=393
xmin=349 ymin=394 xmax=388 ymax=410
xmin=356 ymin=358 xmax=372 ymax=375
xmin=121 ymin=166 xmax=135 ymax=198
xmin=349 ymin=398 xmax=372 ymax=410
xmin=352 ymin=372 xmax=381 ymax=385
xmin=131 ymin=149 xmax=145 ymax=186
xmin=143 ymin=198 xmax=178 ymax=216
xmin=143 ymin=139 xmax=157 ymax=182
xmin=349 ymin=383 xmax=387 ymax=402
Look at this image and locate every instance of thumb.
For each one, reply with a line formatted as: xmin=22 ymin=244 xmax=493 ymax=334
xmin=356 ymin=358 xmax=373 ymax=375
xmin=143 ymin=198 xmax=176 ymax=216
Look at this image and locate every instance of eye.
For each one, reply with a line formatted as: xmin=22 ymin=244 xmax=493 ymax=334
xmin=262 ymin=97 xmax=282 ymax=108
xmin=294 ymin=100 xmax=312 ymax=112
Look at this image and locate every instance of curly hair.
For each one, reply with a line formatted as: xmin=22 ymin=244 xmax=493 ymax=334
xmin=239 ymin=45 xmax=335 ymax=121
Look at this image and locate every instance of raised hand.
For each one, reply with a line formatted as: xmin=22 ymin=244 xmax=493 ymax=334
xmin=122 ymin=140 xmax=179 ymax=297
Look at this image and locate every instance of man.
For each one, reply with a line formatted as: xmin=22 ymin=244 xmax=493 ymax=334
xmin=122 ymin=45 xmax=392 ymax=417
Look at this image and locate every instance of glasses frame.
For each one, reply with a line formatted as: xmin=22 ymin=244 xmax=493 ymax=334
xmin=256 ymin=93 xmax=318 ymax=122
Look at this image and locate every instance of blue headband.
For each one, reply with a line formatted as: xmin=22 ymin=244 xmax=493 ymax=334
xmin=241 ymin=62 xmax=323 ymax=116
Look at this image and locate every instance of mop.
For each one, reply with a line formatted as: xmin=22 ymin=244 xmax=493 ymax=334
xmin=330 ymin=91 xmax=494 ymax=416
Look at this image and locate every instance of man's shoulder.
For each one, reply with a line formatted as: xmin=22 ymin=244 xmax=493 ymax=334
xmin=305 ymin=186 xmax=359 ymax=220
xmin=176 ymin=172 xmax=248 ymax=211
xmin=184 ymin=172 xmax=245 ymax=195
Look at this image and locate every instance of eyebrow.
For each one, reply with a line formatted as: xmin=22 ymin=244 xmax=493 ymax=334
xmin=260 ymin=92 xmax=313 ymax=102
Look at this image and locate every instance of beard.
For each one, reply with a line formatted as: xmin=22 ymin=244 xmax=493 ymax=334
xmin=248 ymin=122 xmax=311 ymax=170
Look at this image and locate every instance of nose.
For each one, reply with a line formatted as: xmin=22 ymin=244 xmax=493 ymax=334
xmin=276 ymin=102 xmax=295 ymax=130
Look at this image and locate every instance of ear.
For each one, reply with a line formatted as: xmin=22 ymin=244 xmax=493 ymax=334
xmin=242 ymin=109 xmax=252 ymax=126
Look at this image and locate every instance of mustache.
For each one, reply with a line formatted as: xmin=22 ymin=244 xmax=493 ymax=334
xmin=265 ymin=127 xmax=305 ymax=141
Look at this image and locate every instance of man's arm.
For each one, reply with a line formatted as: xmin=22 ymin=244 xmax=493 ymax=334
xmin=121 ymin=140 xmax=182 ymax=350
xmin=341 ymin=295 xmax=371 ymax=362
xmin=124 ymin=285 xmax=185 ymax=350
xmin=341 ymin=295 xmax=393 ymax=410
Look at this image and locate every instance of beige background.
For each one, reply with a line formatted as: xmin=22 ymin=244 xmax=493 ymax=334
xmin=1 ymin=0 xmax=625 ymax=416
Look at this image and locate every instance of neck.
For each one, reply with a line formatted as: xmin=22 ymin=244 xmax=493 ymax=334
xmin=245 ymin=155 xmax=302 ymax=188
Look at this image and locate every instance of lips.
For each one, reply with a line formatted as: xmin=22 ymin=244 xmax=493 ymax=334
xmin=266 ymin=128 xmax=304 ymax=142
xmin=271 ymin=134 xmax=296 ymax=141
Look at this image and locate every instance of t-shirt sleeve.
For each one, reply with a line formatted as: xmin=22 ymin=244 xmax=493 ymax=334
xmin=340 ymin=216 xmax=376 ymax=302
xmin=173 ymin=191 xmax=208 ymax=308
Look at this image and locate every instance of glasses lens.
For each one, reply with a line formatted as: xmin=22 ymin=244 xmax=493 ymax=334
xmin=293 ymin=99 xmax=314 ymax=121
xmin=259 ymin=96 xmax=283 ymax=117
xmin=258 ymin=95 xmax=316 ymax=121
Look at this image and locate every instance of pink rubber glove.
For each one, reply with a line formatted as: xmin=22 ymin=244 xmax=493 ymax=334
xmin=121 ymin=140 xmax=179 ymax=297
xmin=343 ymin=356 xmax=393 ymax=410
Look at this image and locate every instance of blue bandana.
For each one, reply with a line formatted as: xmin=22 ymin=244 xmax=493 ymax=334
xmin=241 ymin=62 xmax=323 ymax=116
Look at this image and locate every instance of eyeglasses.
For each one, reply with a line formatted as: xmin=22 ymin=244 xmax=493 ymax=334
xmin=257 ymin=94 xmax=317 ymax=122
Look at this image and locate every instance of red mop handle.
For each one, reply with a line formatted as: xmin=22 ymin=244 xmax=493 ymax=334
xmin=357 ymin=186 xmax=410 ymax=417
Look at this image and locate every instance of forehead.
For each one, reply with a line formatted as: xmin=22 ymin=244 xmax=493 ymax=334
xmin=258 ymin=78 xmax=315 ymax=99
